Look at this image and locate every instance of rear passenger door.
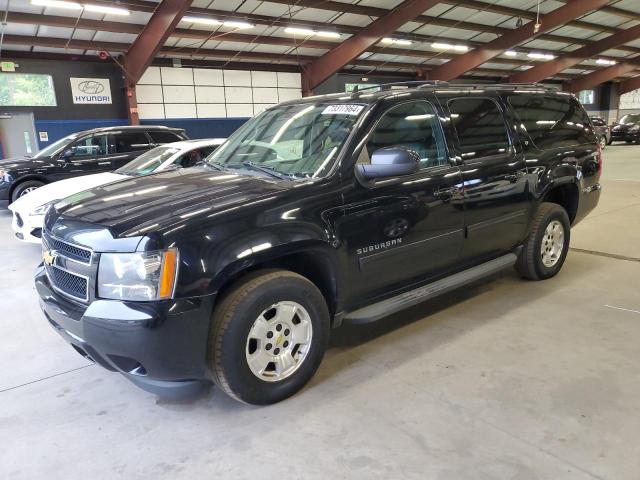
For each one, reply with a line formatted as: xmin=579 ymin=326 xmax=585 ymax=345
xmin=111 ymin=131 xmax=152 ymax=168
xmin=445 ymin=96 xmax=529 ymax=260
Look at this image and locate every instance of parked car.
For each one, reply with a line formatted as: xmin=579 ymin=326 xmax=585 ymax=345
xmin=35 ymin=83 xmax=602 ymax=405
xmin=589 ymin=116 xmax=611 ymax=147
xmin=9 ymin=139 xmax=225 ymax=243
xmin=609 ymin=113 xmax=640 ymax=144
xmin=0 ymin=125 xmax=188 ymax=205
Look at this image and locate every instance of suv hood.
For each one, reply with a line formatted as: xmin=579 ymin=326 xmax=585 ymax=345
xmin=0 ymin=155 xmax=54 ymax=172
xmin=53 ymin=167 xmax=295 ymax=238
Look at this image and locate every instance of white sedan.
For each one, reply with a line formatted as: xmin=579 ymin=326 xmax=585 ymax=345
xmin=9 ymin=138 xmax=225 ymax=243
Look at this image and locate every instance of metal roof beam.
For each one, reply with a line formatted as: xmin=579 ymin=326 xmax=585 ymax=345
xmin=511 ymin=23 xmax=640 ymax=83
xmin=123 ymin=0 xmax=192 ymax=85
xmin=619 ymin=75 xmax=640 ymax=95
xmin=428 ymin=0 xmax=611 ymax=81
xmin=568 ymin=62 xmax=640 ymax=93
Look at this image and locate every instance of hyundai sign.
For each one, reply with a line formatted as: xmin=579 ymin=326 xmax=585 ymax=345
xmin=70 ymin=77 xmax=112 ymax=104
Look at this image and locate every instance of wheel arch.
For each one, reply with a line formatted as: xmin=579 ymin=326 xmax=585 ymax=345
xmin=542 ymin=181 xmax=579 ymax=224
xmin=9 ymin=175 xmax=49 ymax=199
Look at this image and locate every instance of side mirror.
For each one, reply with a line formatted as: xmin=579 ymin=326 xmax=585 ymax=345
xmin=356 ymin=147 xmax=420 ymax=180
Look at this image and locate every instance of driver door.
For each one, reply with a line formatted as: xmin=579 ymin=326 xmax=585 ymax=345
xmin=55 ymin=133 xmax=114 ymax=180
xmin=338 ymin=99 xmax=465 ymax=306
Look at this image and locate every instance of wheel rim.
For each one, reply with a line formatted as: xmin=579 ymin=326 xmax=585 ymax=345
xmin=20 ymin=186 xmax=39 ymax=197
xmin=245 ymin=301 xmax=313 ymax=382
xmin=600 ymin=137 xmax=606 ymax=148
xmin=540 ymin=220 xmax=565 ymax=268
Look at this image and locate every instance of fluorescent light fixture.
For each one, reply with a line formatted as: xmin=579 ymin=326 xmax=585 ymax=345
xmin=31 ymin=0 xmax=82 ymax=9
xmin=432 ymin=42 xmax=468 ymax=52
xmin=182 ymin=16 xmax=222 ymax=26
xmin=504 ymin=50 xmax=518 ymax=57
xmin=316 ymin=31 xmax=341 ymax=38
xmin=596 ymin=58 xmax=616 ymax=65
xmin=527 ymin=52 xmax=555 ymax=60
xmin=84 ymin=4 xmax=130 ymax=15
xmin=285 ymin=27 xmax=315 ymax=36
xmin=382 ymin=37 xmax=412 ymax=45
xmin=222 ymin=20 xmax=254 ymax=29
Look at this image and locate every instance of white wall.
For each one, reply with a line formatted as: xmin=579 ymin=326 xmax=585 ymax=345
xmin=136 ymin=67 xmax=302 ymax=120
xmin=620 ymin=88 xmax=640 ymax=110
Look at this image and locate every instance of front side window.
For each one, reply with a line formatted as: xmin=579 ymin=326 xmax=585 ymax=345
xmin=448 ymin=98 xmax=510 ymax=161
xmin=508 ymin=94 xmax=594 ymax=149
xmin=365 ymin=101 xmax=447 ymax=169
xmin=67 ymin=134 xmax=109 ymax=158
xmin=115 ymin=132 xmax=150 ymax=153
xmin=206 ymin=102 xmax=365 ymax=178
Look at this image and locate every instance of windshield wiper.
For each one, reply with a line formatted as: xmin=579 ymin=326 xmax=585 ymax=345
xmin=227 ymin=161 xmax=291 ymax=180
xmin=203 ymin=162 xmax=226 ymax=171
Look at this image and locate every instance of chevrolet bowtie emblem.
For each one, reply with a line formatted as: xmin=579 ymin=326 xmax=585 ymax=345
xmin=43 ymin=249 xmax=56 ymax=267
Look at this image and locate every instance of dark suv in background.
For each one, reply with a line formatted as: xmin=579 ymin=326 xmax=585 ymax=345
xmin=589 ymin=116 xmax=611 ymax=147
xmin=36 ymin=83 xmax=602 ymax=405
xmin=0 ymin=125 xmax=187 ymax=204
xmin=609 ymin=113 xmax=640 ymax=144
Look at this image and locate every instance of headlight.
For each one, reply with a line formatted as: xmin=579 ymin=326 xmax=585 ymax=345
xmin=630 ymin=125 xmax=640 ymax=132
xmin=31 ymin=201 xmax=55 ymax=216
xmin=98 ymin=249 xmax=178 ymax=301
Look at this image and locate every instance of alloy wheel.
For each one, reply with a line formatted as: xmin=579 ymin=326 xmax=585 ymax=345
xmin=540 ymin=220 xmax=565 ymax=268
xmin=245 ymin=301 xmax=313 ymax=382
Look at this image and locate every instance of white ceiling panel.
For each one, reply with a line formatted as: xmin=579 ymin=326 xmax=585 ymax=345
xmin=550 ymin=25 xmax=602 ymax=40
xmin=33 ymin=46 xmax=85 ymax=54
xmin=521 ymin=38 xmax=569 ymax=50
xmin=601 ymin=49 xmax=635 ymax=57
xmin=218 ymin=0 xmax=261 ymax=12
xmin=36 ymin=26 xmax=74 ymax=38
xmin=92 ymin=31 xmax=138 ymax=43
xmin=464 ymin=11 xmax=511 ymax=26
xmin=285 ymin=47 xmax=326 ymax=56
xmin=580 ymin=11 xmax=632 ymax=28
xmin=413 ymin=24 xmax=481 ymax=39
xmin=249 ymin=44 xmax=292 ymax=54
xmin=357 ymin=0 xmax=403 ymax=8
xmin=424 ymin=4 xmax=455 ymax=17
xmin=291 ymin=8 xmax=337 ymax=23
xmin=2 ymin=23 xmax=38 ymax=35
xmin=72 ymin=29 xmax=97 ymax=41
xmin=330 ymin=13 xmax=370 ymax=28
xmin=3 ymin=44 xmax=31 ymax=51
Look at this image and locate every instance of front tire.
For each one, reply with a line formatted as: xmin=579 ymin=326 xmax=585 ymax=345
xmin=209 ymin=269 xmax=330 ymax=405
xmin=11 ymin=180 xmax=44 ymax=202
xmin=599 ymin=136 xmax=607 ymax=149
xmin=516 ymin=203 xmax=570 ymax=280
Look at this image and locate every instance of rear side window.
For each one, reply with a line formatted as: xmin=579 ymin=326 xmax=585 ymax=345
xmin=115 ymin=132 xmax=150 ymax=153
xmin=149 ymin=130 xmax=183 ymax=144
xmin=508 ymin=95 xmax=593 ymax=149
xmin=448 ymin=98 xmax=510 ymax=161
xmin=365 ymin=101 xmax=447 ymax=169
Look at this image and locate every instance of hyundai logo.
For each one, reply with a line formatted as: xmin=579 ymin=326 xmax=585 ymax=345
xmin=77 ymin=80 xmax=105 ymax=94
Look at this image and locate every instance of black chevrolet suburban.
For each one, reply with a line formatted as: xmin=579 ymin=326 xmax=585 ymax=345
xmin=0 ymin=125 xmax=187 ymax=204
xmin=35 ymin=83 xmax=602 ymax=405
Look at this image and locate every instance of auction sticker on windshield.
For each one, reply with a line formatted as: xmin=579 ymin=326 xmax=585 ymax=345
xmin=322 ymin=104 xmax=365 ymax=115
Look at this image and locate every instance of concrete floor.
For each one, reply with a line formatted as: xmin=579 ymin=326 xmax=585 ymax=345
xmin=1 ymin=146 xmax=639 ymax=480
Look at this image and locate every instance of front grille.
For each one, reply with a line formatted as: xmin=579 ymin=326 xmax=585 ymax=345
xmin=46 ymin=236 xmax=92 ymax=264
xmin=42 ymin=232 xmax=94 ymax=303
xmin=14 ymin=212 xmax=23 ymax=228
xmin=47 ymin=266 xmax=88 ymax=301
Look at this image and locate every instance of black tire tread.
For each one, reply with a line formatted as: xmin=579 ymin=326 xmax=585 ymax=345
xmin=209 ymin=269 xmax=319 ymax=404
xmin=516 ymin=202 xmax=567 ymax=281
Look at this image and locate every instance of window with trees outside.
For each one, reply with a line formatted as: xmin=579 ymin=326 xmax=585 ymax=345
xmin=0 ymin=73 xmax=57 ymax=107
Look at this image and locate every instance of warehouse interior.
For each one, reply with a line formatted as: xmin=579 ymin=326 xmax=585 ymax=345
xmin=1 ymin=1 xmax=640 ymax=478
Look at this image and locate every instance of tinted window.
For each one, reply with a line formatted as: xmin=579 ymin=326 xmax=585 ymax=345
xmin=508 ymin=95 xmax=594 ymax=149
xmin=149 ymin=130 xmax=183 ymax=144
xmin=448 ymin=98 xmax=509 ymax=160
xmin=590 ymin=117 xmax=605 ymax=127
xmin=619 ymin=114 xmax=640 ymax=125
xmin=116 ymin=146 xmax=179 ymax=175
xmin=365 ymin=101 xmax=447 ymax=169
xmin=178 ymin=148 xmax=207 ymax=168
xmin=115 ymin=132 xmax=150 ymax=153
xmin=67 ymin=134 xmax=109 ymax=158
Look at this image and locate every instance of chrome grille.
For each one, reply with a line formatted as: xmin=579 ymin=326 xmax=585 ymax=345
xmin=47 ymin=266 xmax=88 ymax=300
xmin=45 ymin=236 xmax=92 ymax=264
xmin=42 ymin=233 xmax=93 ymax=303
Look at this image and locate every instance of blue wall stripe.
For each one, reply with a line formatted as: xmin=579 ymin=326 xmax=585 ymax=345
xmin=34 ymin=117 xmax=250 ymax=149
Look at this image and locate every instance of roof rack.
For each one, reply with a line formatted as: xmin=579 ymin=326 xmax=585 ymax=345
xmin=352 ymin=80 xmax=449 ymax=93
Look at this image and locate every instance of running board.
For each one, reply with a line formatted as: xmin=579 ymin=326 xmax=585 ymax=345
xmin=344 ymin=253 xmax=518 ymax=324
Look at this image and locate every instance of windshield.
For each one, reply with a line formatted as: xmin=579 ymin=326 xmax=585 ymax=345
xmin=619 ymin=114 xmax=640 ymax=125
xmin=116 ymin=146 xmax=180 ymax=176
xmin=205 ymin=102 xmax=365 ymax=178
xmin=33 ymin=133 xmax=79 ymax=158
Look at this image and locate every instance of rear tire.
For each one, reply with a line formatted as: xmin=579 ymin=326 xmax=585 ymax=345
xmin=11 ymin=180 xmax=44 ymax=203
xmin=516 ymin=203 xmax=570 ymax=281
xmin=209 ymin=269 xmax=330 ymax=405
xmin=599 ymin=136 xmax=607 ymax=149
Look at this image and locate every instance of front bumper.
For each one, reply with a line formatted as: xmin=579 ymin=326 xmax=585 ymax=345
xmin=9 ymin=208 xmax=43 ymax=243
xmin=35 ymin=266 xmax=215 ymax=397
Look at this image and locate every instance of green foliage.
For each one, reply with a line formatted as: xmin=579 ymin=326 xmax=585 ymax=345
xmin=0 ymin=73 xmax=57 ymax=107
